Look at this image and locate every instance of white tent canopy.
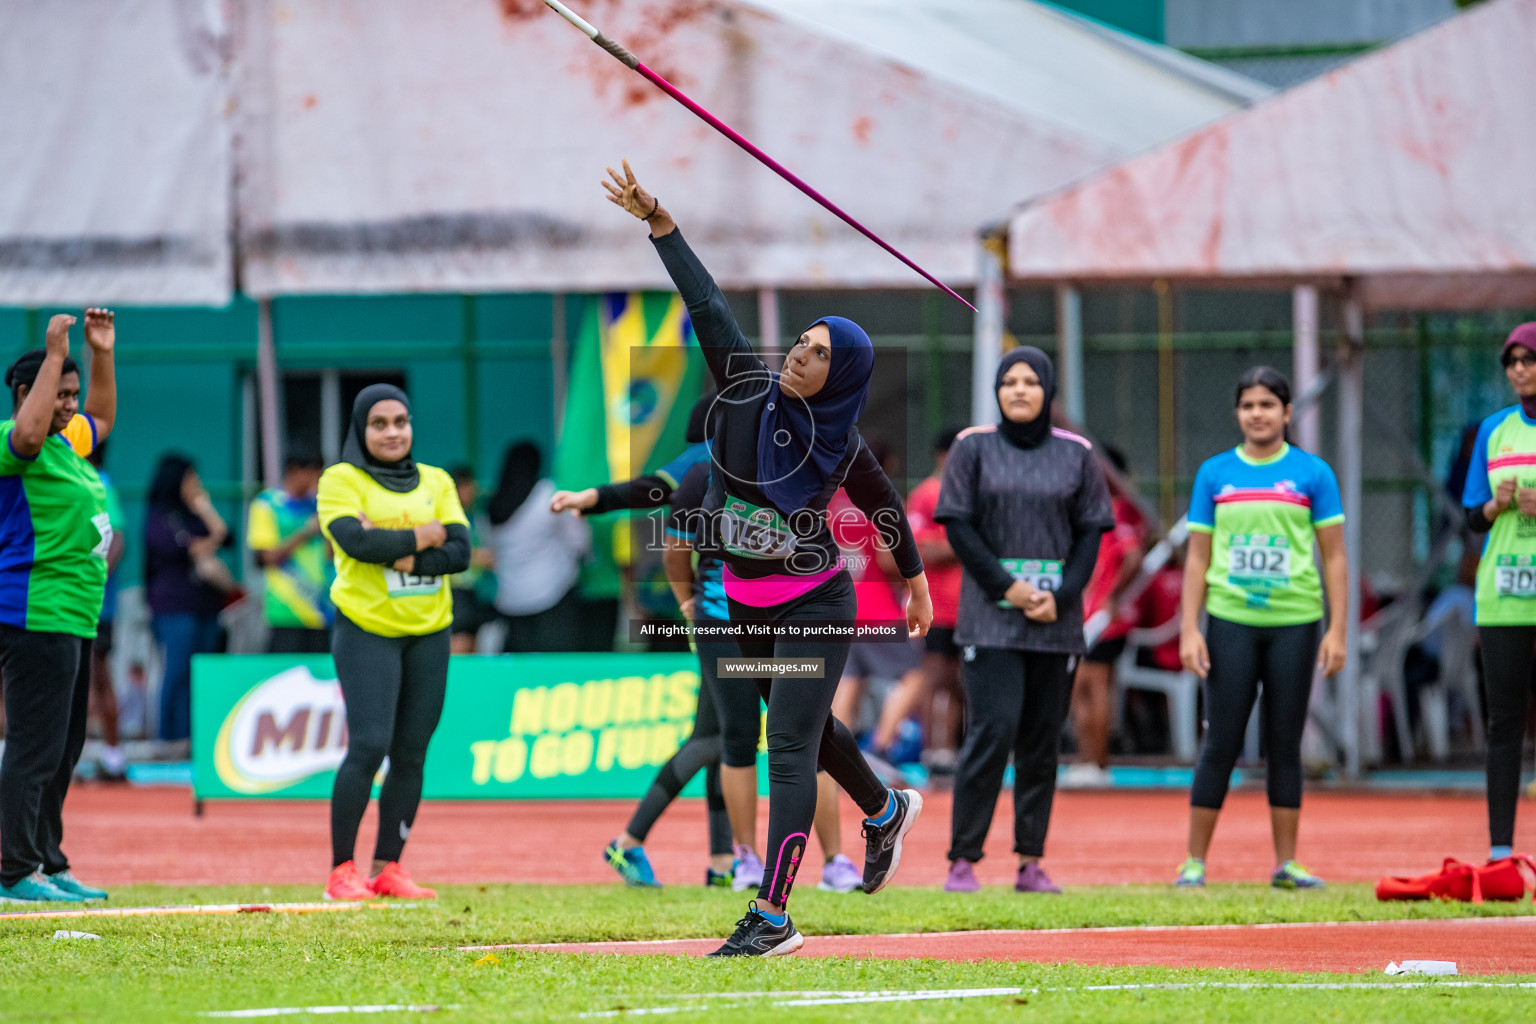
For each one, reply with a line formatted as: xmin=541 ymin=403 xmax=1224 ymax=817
xmin=1000 ymin=0 xmax=1536 ymax=311
xmin=232 ymin=0 xmax=1263 ymax=298
xmin=0 ymin=0 xmax=1262 ymax=305
xmin=0 ymin=0 xmax=231 ymax=306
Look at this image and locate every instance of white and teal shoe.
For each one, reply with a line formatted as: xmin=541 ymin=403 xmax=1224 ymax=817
xmin=46 ymin=871 xmax=108 ymax=900
xmin=0 ymin=871 xmax=82 ymax=903
xmin=1272 ymin=860 xmax=1325 ymax=890
xmin=1174 ymin=857 xmax=1206 ymax=888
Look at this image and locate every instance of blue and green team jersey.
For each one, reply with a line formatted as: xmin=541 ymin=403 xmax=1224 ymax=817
xmin=1462 ymin=405 xmax=1536 ymax=625
xmin=0 ymin=416 xmax=109 ymax=638
xmin=247 ymin=488 xmax=334 ymax=629
xmin=1188 ymin=444 xmax=1344 ymax=627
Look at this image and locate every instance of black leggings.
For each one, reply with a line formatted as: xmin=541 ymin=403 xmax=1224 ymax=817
xmin=949 ymin=647 xmax=1073 ymax=862
xmin=1190 ymin=616 xmax=1319 ymax=811
xmin=1477 ymin=625 xmax=1536 ymax=848
xmin=624 ymin=637 xmax=735 ymax=856
xmin=728 ymin=572 xmax=888 ymax=906
xmin=0 ymin=627 xmax=91 ymax=886
xmin=330 ymin=613 xmax=450 ymax=868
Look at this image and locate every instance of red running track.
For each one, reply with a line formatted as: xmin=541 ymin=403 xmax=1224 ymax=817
xmin=500 ymin=917 xmax=1536 ymax=975
xmin=60 ymin=785 xmax=1536 ymax=888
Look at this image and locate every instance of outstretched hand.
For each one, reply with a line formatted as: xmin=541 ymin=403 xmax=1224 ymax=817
xmin=602 ymin=160 xmax=656 ymax=220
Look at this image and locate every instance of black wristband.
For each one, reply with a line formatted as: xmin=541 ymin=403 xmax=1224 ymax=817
xmin=644 ymin=195 xmax=660 ymax=220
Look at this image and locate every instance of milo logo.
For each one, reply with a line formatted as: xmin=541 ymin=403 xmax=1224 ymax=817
xmin=749 ymin=509 xmax=776 ymax=525
xmin=213 ymin=666 xmax=349 ymax=794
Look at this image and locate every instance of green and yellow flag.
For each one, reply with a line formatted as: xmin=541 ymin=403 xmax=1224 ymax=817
xmin=554 ymin=293 xmax=703 ymax=598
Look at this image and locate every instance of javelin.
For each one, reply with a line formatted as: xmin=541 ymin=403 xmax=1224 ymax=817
xmin=542 ymin=0 xmax=976 ymax=311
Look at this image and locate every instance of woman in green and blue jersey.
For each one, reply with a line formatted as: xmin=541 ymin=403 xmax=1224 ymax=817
xmin=1461 ymin=321 xmax=1536 ymax=863
xmin=0 ymin=310 xmax=118 ymax=903
xmin=1177 ymin=367 xmax=1349 ymax=891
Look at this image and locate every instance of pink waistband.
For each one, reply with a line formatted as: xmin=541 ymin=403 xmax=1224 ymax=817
xmin=723 ymin=561 xmax=843 ymax=608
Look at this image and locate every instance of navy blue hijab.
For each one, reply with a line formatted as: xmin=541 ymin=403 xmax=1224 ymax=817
xmin=756 ymin=316 xmax=875 ymax=512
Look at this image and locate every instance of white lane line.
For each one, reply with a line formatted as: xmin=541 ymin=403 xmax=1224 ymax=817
xmin=575 ymin=981 xmax=1536 ymax=1017
xmin=481 ymin=914 xmax=1536 ymax=953
xmin=200 ymin=1005 xmax=452 ymax=1018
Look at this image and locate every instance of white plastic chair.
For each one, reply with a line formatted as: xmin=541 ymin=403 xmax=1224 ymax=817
xmin=1113 ymin=617 xmax=1201 ymax=763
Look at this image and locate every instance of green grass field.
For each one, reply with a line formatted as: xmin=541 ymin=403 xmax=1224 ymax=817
xmin=6 ymin=884 xmax=1534 ymax=1022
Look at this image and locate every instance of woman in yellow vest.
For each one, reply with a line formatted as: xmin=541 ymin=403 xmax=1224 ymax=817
xmin=318 ymin=384 xmax=469 ymax=901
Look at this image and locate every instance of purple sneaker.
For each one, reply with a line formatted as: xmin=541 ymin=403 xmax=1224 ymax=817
xmin=817 ymin=854 xmax=861 ymax=893
xmin=1015 ymin=862 xmax=1062 ymax=894
xmin=731 ymin=845 xmax=765 ymax=893
xmin=944 ymin=859 xmax=980 ymax=893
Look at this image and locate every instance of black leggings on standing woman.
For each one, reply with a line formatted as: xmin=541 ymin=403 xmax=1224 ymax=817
xmin=1190 ymin=615 xmax=1319 ymax=811
xmin=948 ymin=647 xmax=1074 ymax=863
xmin=1476 ymin=625 xmax=1536 ymax=849
xmin=330 ymin=612 xmax=451 ymax=867
xmin=728 ymin=572 xmax=889 ymax=906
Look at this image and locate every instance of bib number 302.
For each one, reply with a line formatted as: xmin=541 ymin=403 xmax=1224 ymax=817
xmin=1495 ymin=555 xmax=1536 ymax=598
xmin=386 ymin=569 xmax=442 ymax=598
xmin=1228 ymin=534 xmax=1291 ymax=586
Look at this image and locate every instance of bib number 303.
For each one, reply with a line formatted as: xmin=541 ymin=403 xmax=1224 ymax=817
xmin=386 ymin=568 xmax=442 ymax=598
xmin=1494 ymin=555 xmax=1536 ymax=598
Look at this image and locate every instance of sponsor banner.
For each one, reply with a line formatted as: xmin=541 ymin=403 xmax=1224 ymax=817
xmin=192 ymin=653 xmax=708 ymax=800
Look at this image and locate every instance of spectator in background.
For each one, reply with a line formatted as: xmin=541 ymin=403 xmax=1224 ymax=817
xmin=144 ymin=454 xmax=232 ymax=744
xmin=488 ymin=441 xmax=589 ymax=652
xmin=248 ymin=453 xmax=333 ymax=654
xmin=86 ymin=441 xmax=127 ymax=781
xmin=1064 ymin=446 xmax=1147 ymax=788
xmin=447 ymin=466 xmax=496 ymax=654
xmin=907 ymin=428 xmax=964 ymax=776
xmin=830 ymin=437 xmax=928 ymax=768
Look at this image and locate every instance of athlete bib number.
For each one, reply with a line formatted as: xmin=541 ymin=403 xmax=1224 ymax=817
xmin=90 ymin=512 xmax=113 ymax=561
xmin=1228 ymin=534 xmax=1291 ymax=588
xmin=386 ymin=569 xmax=442 ymax=598
xmin=996 ymin=558 xmax=1063 ymax=609
xmin=1494 ymin=555 xmax=1536 ymax=598
xmin=720 ymin=495 xmax=797 ymax=560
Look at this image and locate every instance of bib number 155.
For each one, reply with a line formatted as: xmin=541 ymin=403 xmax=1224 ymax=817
xmin=386 ymin=569 xmax=442 ymax=598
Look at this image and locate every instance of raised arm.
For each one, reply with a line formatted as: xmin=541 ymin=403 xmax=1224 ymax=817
xmin=81 ymin=308 xmax=116 ymax=441
xmin=10 ymin=315 xmax=73 ymax=457
xmin=603 ymin=160 xmax=761 ymax=389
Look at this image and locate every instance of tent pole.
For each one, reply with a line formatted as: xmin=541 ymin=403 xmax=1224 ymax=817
xmin=971 ymin=236 xmax=1005 ymax=426
xmin=1339 ymin=283 xmax=1365 ymax=779
xmin=256 ymin=298 xmax=283 ymax=490
xmin=1056 ymin=284 xmax=1084 ymax=424
xmin=551 ymin=293 xmax=567 ymax=433
xmin=1293 ymin=285 xmax=1320 ymax=452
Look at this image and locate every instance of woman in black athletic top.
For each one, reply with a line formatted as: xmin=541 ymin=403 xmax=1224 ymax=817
xmin=605 ymin=160 xmax=931 ymax=957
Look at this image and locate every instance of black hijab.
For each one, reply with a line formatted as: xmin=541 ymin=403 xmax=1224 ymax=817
xmin=488 ymin=442 xmax=541 ymax=526
xmin=995 ymin=347 xmax=1056 ymax=450
xmin=342 ymin=384 xmax=419 ymax=493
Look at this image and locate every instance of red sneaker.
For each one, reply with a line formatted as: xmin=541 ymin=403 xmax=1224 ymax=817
xmin=324 ymin=861 xmax=375 ymax=902
xmin=370 ymin=862 xmax=436 ymax=899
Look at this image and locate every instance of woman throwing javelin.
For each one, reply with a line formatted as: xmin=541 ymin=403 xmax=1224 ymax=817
xmin=604 ymin=160 xmax=931 ymax=957
xmin=1177 ymin=367 xmax=1347 ymax=890
xmin=319 ymin=384 xmax=471 ymax=901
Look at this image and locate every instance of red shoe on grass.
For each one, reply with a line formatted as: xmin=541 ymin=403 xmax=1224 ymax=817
xmin=324 ymin=861 xmax=375 ymax=902
xmin=370 ymin=862 xmax=436 ymax=899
